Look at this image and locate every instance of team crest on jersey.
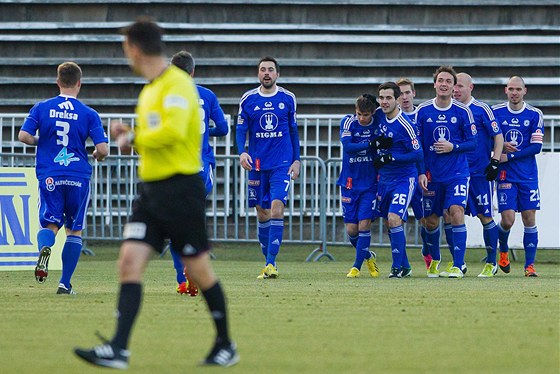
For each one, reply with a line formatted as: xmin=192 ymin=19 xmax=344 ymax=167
xmin=505 ymin=129 xmax=523 ymax=146
xmin=259 ymin=112 xmax=279 ymax=131
xmin=523 ymin=120 xmax=530 ymax=127
xmin=451 ymin=117 xmax=457 ymax=124
xmin=45 ymin=177 xmax=55 ymax=191
xmin=498 ymin=193 xmax=508 ymax=204
xmin=411 ymin=138 xmax=420 ymax=150
xmin=433 ymin=126 xmax=450 ymax=141
xmin=248 ymin=188 xmax=257 ymax=200
xmin=279 ymin=102 xmax=285 ymax=109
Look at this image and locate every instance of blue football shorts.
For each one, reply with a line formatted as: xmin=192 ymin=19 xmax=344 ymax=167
xmin=376 ymin=177 xmax=416 ymax=222
xmin=422 ymin=176 xmax=470 ymax=217
xmin=497 ymin=179 xmax=540 ymax=213
xmin=340 ymin=187 xmax=377 ymax=224
xmin=38 ymin=176 xmax=90 ymax=231
xmin=248 ymin=166 xmax=291 ymax=209
xmin=466 ymin=175 xmax=494 ymax=217
xmin=199 ymin=160 xmax=215 ymax=197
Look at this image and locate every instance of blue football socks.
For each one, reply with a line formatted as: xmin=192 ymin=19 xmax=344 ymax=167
xmin=523 ymin=225 xmax=538 ymax=267
xmin=59 ymin=235 xmax=82 ymax=288
xmin=482 ymin=220 xmax=498 ymax=265
xmin=266 ymin=219 xmax=284 ymax=266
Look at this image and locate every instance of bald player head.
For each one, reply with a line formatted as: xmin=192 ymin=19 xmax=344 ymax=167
xmin=453 ymin=72 xmax=474 ymax=104
xmin=505 ymin=76 xmax=527 ymax=110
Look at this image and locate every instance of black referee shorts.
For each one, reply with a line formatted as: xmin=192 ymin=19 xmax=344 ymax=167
xmin=123 ymin=174 xmax=209 ymax=256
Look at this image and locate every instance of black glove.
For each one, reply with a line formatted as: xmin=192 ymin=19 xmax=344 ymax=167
xmin=369 ymin=135 xmax=393 ymax=150
xmin=484 ymin=158 xmax=500 ymax=181
xmin=373 ymin=154 xmax=394 ymax=169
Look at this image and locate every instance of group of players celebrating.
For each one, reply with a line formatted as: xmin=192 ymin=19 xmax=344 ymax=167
xmin=338 ymin=65 xmax=544 ymax=279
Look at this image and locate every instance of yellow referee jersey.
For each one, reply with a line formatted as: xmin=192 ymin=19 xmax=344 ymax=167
xmin=134 ymin=65 xmax=202 ymax=182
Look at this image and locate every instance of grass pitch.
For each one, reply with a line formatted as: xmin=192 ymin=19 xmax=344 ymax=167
xmin=1 ymin=243 xmax=558 ymax=374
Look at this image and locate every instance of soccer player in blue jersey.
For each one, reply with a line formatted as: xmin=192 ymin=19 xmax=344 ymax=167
xmin=337 ymin=94 xmax=382 ymax=278
xmin=452 ymin=73 xmax=504 ymax=278
xmin=492 ymin=76 xmax=543 ymax=277
xmin=169 ymin=50 xmax=229 ymax=296
xmin=397 ymin=77 xmax=432 ymax=269
xmin=18 ymin=61 xmax=109 ymax=294
xmin=236 ymin=56 xmax=301 ymax=279
xmin=415 ymin=65 xmax=477 ymax=278
xmin=374 ymin=82 xmax=423 ymax=278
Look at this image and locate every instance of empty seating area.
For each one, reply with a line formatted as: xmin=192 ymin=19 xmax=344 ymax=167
xmin=0 ymin=0 xmax=558 ymax=117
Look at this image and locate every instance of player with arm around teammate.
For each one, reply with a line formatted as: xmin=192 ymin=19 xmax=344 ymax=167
xmin=415 ymin=65 xmax=477 ymax=278
xmin=337 ymin=94 xmax=384 ymax=278
xmin=18 ymin=61 xmax=109 ymax=294
xmin=168 ymin=50 xmax=229 ymax=296
xmin=452 ymin=72 xmax=504 ymax=277
xmin=492 ymin=76 xmax=543 ymax=277
xmin=236 ymin=56 xmax=301 ymax=279
xmin=396 ymin=77 xmax=432 ymax=269
xmin=373 ymin=82 xmax=423 ymax=278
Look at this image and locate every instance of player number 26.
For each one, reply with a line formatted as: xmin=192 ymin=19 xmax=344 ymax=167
xmin=391 ymin=193 xmax=407 ymax=205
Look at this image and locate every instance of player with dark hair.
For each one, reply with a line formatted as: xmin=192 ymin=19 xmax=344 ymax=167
xmin=452 ymin=72 xmax=504 ymax=277
xmin=396 ymin=77 xmax=431 ymax=269
xmin=374 ymin=82 xmax=423 ymax=278
xmin=18 ymin=61 xmax=109 ymax=294
xmin=492 ymin=76 xmax=543 ymax=277
xmin=415 ymin=65 xmax=477 ymax=278
xmin=168 ymin=50 xmax=229 ymax=296
xmin=337 ymin=94 xmax=382 ymax=278
xmin=236 ymin=56 xmax=301 ymax=279
xmin=74 ymin=18 xmax=238 ymax=369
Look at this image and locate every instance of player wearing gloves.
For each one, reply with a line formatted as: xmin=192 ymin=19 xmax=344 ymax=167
xmin=373 ymin=82 xmax=423 ymax=278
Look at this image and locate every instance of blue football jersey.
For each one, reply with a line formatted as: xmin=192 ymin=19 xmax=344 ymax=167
xmin=336 ymin=114 xmax=379 ymax=191
xmin=376 ymin=109 xmax=423 ymax=183
xmin=465 ymin=98 xmax=501 ymax=176
xmin=197 ymin=85 xmax=228 ymax=166
xmin=236 ymin=86 xmax=299 ymax=170
xmin=21 ymin=95 xmax=108 ymax=180
xmin=415 ymin=98 xmax=476 ymax=182
xmin=492 ymin=102 xmax=543 ymax=182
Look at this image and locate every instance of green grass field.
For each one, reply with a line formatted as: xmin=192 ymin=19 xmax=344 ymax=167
xmin=1 ymin=243 xmax=558 ymax=374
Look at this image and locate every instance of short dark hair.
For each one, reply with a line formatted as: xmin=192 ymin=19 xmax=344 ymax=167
xmin=378 ymin=81 xmax=402 ymax=99
xmin=57 ymin=61 xmax=82 ymax=88
xmin=433 ymin=65 xmax=457 ymax=85
xmin=171 ymin=50 xmax=195 ymax=75
xmin=258 ymin=56 xmax=279 ymax=73
xmin=120 ymin=16 xmax=165 ymax=56
xmin=356 ymin=94 xmax=378 ymax=112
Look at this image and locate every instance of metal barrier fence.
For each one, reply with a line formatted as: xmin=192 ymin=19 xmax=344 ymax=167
xmin=2 ymin=112 xmax=560 ymax=257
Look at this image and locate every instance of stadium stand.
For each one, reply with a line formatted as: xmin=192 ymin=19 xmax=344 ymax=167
xmin=0 ymin=0 xmax=558 ymax=115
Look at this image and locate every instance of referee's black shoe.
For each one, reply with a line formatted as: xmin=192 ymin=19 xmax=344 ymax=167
xmin=201 ymin=341 xmax=240 ymax=367
xmin=74 ymin=333 xmax=130 ymax=369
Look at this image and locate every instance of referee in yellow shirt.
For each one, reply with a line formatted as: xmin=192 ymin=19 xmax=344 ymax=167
xmin=74 ymin=18 xmax=239 ymax=369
